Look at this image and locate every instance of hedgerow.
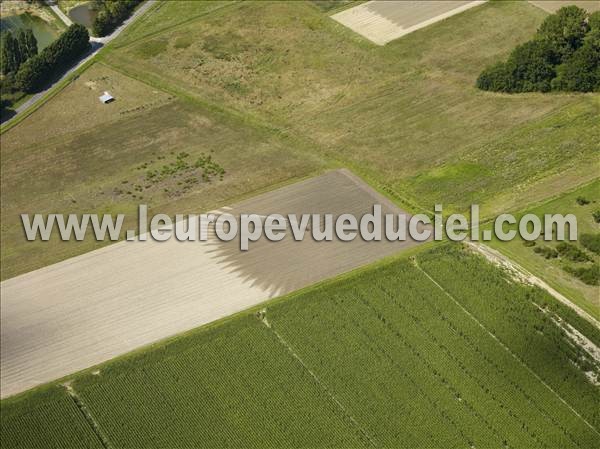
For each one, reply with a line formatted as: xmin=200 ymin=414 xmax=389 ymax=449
xmin=92 ymin=0 xmax=143 ymax=37
xmin=16 ymin=25 xmax=89 ymax=93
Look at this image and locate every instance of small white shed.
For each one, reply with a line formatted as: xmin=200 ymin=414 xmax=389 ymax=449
xmin=99 ymin=91 xmax=115 ymax=104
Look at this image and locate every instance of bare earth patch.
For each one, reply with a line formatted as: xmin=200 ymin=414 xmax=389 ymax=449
xmin=0 ymin=169 xmax=422 ymax=398
xmin=331 ymin=0 xmax=486 ymax=45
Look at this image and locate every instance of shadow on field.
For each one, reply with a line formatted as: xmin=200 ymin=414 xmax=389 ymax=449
xmin=202 ymin=170 xmax=426 ymax=297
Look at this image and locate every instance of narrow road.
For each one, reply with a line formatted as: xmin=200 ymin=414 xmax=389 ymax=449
xmin=2 ymin=1 xmax=156 ymax=127
xmin=48 ymin=2 xmax=73 ymax=26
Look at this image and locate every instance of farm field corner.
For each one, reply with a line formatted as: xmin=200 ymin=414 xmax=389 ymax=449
xmin=0 ymin=0 xmax=599 ymax=448
xmin=2 ymin=245 xmax=599 ymax=449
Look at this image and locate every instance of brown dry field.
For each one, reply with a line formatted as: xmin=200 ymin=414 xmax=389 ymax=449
xmin=0 ymin=169 xmax=423 ymax=398
xmin=1 ymin=64 xmax=174 ymax=150
xmin=0 ymin=63 xmax=325 ymax=280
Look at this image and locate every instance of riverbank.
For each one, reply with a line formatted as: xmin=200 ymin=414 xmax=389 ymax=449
xmin=0 ymin=0 xmax=66 ymax=33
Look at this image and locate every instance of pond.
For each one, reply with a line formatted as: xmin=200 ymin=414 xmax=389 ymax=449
xmin=0 ymin=13 xmax=58 ymax=50
xmin=68 ymin=3 xmax=98 ymax=29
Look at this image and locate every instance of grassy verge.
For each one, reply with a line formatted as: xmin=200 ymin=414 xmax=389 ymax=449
xmin=486 ymin=180 xmax=600 ymax=319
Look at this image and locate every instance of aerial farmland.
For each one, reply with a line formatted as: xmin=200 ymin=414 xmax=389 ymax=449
xmin=0 ymin=1 xmax=598 ymax=448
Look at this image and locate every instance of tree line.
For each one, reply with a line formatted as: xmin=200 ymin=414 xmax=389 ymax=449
xmin=92 ymin=0 xmax=143 ymax=37
xmin=17 ymin=24 xmax=90 ymax=92
xmin=1 ymin=29 xmax=38 ymax=76
xmin=1 ymin=24 xmax=90 ymax=96
xmin=477 ymin=6 xmax=600 ymax=93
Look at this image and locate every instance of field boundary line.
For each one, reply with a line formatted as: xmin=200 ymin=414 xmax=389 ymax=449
xmin=413 ymin=257 xmax=600 ymax=437
xmin=258 ymin=311 xmax=377 ymax=448
xmin=110 ymin=1 xmax=240 ymax=51
xmin=63 ymin=382 xmax=114 ymax=449
xmin=465 ymin=241 xmax=600 ymax=326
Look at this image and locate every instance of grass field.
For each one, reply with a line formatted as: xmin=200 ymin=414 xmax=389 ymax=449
xmin=0 ymin=62 xmax=325 ymax=280
xmin=2 ymin=0 xmax=598 ymax=280
xmin=486 ymin=180 xmax=600 ymax=319
xmin=103 ymin=0 xmax=598 ymax=216
xmin=2 ymin=245 xmax=599 ymax=448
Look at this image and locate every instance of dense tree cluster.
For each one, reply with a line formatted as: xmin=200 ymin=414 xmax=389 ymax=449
xmin=92 ymin=0 xmax=142 ymax=37
xmin=1 ymin=29 xmax=38 ymax=75
xmin=16 ymin=24 xmax=90 ymax=93
xmin=477 ymin=7 xmax=600 ymax=92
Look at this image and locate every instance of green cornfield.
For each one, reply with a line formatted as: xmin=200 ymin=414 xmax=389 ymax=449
xmin=2 ymin=244 xmax=599 ymax=448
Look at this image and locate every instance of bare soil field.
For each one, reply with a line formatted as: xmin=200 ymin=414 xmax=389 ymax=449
xmin=331 ymin=0 xmax=486 ymax=45
xmin=0 ymin=169 xmax=421 ymax=398
xmin=529 ymin=1 xmax=600 ymax=14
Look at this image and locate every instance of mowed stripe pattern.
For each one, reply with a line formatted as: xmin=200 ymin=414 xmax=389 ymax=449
xmin=0 ymin=170 xmax=420 ymax=398
xmin=331 ymin=1 xmax=487 ymax=45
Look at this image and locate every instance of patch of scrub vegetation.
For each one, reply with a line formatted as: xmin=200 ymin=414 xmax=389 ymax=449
xmin=173 ymin=35 xmax=193 ymax=49
xmin=104 ymin=0 xmax=594 ymax=218
xmin=556 ymin=242 xmax=592 ymax=263
xmin=113 ymin=151 xmax=225 ymax=200
xmin=2 ymin=245 xmax=599 ymax=448
xmin=581 ymin=233 xmax=600 ymax=255
xmin=201 ymin=31 xmax=250 ymax=61
xmin=533 ymin=242 xmax=598 ymax=286
xmin=564 ymin=264 xmax=600 ymax=286
xmin=487 ymin=180 xmax=600 ymax=318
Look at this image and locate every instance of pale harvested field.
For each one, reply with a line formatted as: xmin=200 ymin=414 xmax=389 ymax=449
xmin=331 ymin=0 xmax=486 ymax=45
xmin=0 ymin=169 xmax=422 ymax=398
xmin=529 ymin=0 xmax=600 ymax=13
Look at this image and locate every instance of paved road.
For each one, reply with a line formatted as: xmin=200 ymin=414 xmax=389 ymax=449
xmin=3 ymin=1 xmax=156 ymax=126
xmin=48 ymin=3 xmax=73 ymax=26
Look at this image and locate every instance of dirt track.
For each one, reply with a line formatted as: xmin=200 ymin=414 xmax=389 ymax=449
xmin=465 ymin=241 xmax=599 ymax=327
xmin=1 ymin=170 xmax=421 ymax=398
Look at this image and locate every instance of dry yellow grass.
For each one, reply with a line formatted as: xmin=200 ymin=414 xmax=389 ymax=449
xmin=1 ymin=63 xmax=174 ymax=150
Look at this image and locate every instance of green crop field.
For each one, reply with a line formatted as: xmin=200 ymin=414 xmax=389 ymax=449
xmin=2 ymin=245 xmax=599 ymax=448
